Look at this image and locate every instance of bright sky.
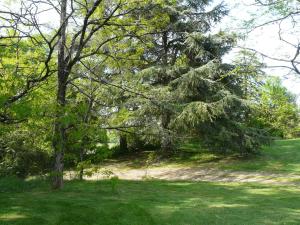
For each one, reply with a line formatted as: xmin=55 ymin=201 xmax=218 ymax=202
xmin=220 ymin=0 xmax=300 ymax=102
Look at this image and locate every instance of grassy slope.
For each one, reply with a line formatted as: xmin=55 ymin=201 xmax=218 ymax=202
xmin=218 ymin=139 xmax=300 ymax=173
xmin=157 ymin=139 xmax=300 ymax=174
xmin=1 ymin=139 xmax=300 ymax=225
xmin=1 ymin=178 xmax=300 ymax=225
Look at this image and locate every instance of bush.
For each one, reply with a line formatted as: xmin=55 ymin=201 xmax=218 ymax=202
xmin=0 ymin=134 xmax=51 ymax=178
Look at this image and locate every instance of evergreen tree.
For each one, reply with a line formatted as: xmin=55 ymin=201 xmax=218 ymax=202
xmin=128 ymin=0 xmax=270 ymax=154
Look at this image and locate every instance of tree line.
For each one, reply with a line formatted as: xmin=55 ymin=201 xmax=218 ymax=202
xmin=0 ymin=0 xmax=299 ymax=189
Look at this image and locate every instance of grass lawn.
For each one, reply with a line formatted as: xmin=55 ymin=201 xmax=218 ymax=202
xmin=1 ymin=139 xmax=300 ymax=225
xmin=0 ymin=178 xmax=300 ymax=225
xmin=212 ymin=139 xmax=300 ymax=174
xmin=158 ymin=138 xmax=300 ymax=174
xmin=215 ymin=139 xmax=300 ymax=173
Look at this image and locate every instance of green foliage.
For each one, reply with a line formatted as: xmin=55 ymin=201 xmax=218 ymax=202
xmin=0 ymin=126 xmax=51 ymax=178
xmin=1 ymin=0 xmax=296 ymax=182
xmin=254 ymin=77 xmax=300 ymax=138
xmin=0 ymin=36 xmax=55 ymax=121
xmin=118 ymin=0 xmax=271 ymax=154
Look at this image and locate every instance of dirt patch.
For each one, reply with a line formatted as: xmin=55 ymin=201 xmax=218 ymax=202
xmin=65 ymin=164 xmax=300 ymax=186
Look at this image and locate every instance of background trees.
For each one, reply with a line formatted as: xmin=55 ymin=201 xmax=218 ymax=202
xmin=255 ymin=77 xmax=300 ymax=138
xmin=0 ymin=0 xmax=298 ymax=188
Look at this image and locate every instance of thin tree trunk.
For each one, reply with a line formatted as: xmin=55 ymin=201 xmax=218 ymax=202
xmin=52 ymin=0 xmax=68 ymax=189
xmin=160 ymin=32 xmax=173 ymax=154
xmin=78 ymin=97 xmax=94 ymax=181
xmin=119 ymin=133 xmax=128 ymax=152
xmin=52 ymin=82 xmax=68 ymax=189
xmin=161 ymin=111 xmax=173 ymax=154
xmin=79 ymin=150 xmax=84 ymax=180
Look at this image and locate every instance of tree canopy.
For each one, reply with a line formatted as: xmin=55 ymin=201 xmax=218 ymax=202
xmin=0 ymin=0 xmax=298 ymax=189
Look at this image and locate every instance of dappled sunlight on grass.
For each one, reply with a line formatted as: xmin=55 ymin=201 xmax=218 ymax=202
xmin=215 ymin=139 xmax=300 ymax=174
xmin=0 ymin=179 xmax=300 ymax=225
xmin=1 ymin=139 xmax=300 ymax=224
xmin=0 ymin=213 xmax=27 ymax=221
xmin=243 ymin=188 xmax=283 ymax=196
xmin=128 ymin=138 xmax=300 ymax=176
xmin=90 ymin=139 xmax=300 ymax=173
xmin=208 ymin=203 xmax=248 ymax=208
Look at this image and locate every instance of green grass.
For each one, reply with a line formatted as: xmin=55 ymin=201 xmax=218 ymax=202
xmin=2 ymin=139 xmax=300 ymax=224
xmin=1 ymin=178 xmax=300 ymax=225
xmin=100 ymin=139 xmax=300 ymax=176
xmin=217 ymin=139 xmax=300 ymax=174
xmin=159 ymin=138 xmax=300 ymax=174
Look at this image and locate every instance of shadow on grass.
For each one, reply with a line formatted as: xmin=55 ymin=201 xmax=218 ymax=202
xmin=0 ymin=178 xmax=300 ymax=225
xmin=219 ymin=139 xmax=300 ymax=173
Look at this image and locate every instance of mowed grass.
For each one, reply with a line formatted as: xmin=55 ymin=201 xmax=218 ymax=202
xmin=167 ymin=138 xmax=300 ymax=174
xmin=97 ymin=139 xmax=300 ymax=176
xmin=218 ymin=139 xmax=300 ymax=174
xmin=1 ymin=139 xmax=300 ymax=225
xmin=0 ymin=178 xmax=300 ymax=225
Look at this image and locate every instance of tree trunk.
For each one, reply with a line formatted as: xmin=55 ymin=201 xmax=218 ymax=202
xmin=119 ymin=133 xmax=128 ymax=152
xmin=79 ymin=98 xmax=93 ymax=181
xmin=52 ymin=0 xmax=68 ymax=189
xmin=161 ymin=111 xmax=173 ymax=154
xmin=160 ymin=32 xmax=173 ymax=154
xmin=79 ymin=150 xmax=84 ymax=180
xmin=52 ymin=82 xmax=68 ymax=188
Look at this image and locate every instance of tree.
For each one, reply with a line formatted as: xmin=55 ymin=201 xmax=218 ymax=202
xmin=0 ymin=0 xmax=164 ymax=188
xmin=255 ymin=77 xmax=299 ymax=138
xmin=0 ymin=0 xmax=274 ymax=186
xmin=128 ymin=0 xmax=229 ymax=153
xmin=122 ymin=0 xmax=270 ymax=154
